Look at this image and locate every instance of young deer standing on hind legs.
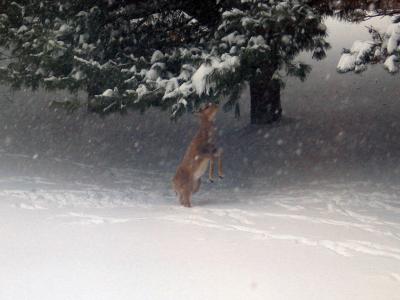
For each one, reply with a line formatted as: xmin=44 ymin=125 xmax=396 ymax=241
xmin=172 ymin=103 xmax=223 ymax=207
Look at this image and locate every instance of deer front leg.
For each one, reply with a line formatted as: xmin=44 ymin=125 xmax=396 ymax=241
xmin=199 ymin=145 xmax=223 ymax=182
xmin=217 ymin=152 xmax=224 ymax=179
xmin=209 ymin=159 xmax=215 ymax=182
xmin=211 ymin=147 xmax=223 ymax=177
xmin=192 ymin=178 xmax=201 ymax=193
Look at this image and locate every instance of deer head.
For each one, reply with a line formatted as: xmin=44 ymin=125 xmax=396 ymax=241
xmin=197 ymin=103 xmax=218 ymax=122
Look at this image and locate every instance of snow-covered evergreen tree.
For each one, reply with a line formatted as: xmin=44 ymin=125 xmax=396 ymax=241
xmin=311 ymin=0 xmax=400 ymax=22
xmin=337 ymin=15 xmax=400 ymax=74
xmin=0 ymin=0 xmax=329 ymax=123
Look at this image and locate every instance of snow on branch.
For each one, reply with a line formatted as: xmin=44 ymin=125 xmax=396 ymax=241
xmin=73 ymin=56 xmax=102 ymax=69
xmin=337 ymin=40 xmax=376 ymax=73
xmin=192 ymin=55 xmax=240 ymax=96
xmin=337 ymin=19 xmax=400 ymax=74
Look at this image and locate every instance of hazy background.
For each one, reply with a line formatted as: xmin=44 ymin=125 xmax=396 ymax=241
xmin=0 ymin=17 xmax=398 ymax=186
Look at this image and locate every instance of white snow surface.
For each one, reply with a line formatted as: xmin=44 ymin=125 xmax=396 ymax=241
xmin=2 ymin=93 xmax=400 ymax=300
xmin=1 ymin=152 xmax=400 ymax=300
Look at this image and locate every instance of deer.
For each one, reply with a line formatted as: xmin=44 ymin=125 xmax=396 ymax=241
xmin=172 ymin=103 xmax=223 ymax=207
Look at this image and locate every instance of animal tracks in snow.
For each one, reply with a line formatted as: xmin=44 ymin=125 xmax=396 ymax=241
xmin=160 ymin=182 xmax=400 ymax=263
xmin=390 ymin=273 xmax=400 ymax=282
xmin=3 ymin=173 xmax=400 ymax=263
xmin=161 ymin=211 xmax=400 ymax=261
xmin=55 ymin=212 xmax=131 ymax=225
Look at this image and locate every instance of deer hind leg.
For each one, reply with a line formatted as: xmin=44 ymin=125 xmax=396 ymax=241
xmin=193 ymin=178 xmax=201 ymax=193
xmin=179 ymin=188 xmax=192 ymax=208
xmin=217 ymin=151 xmax=223 ymax=179
xmin=208 ymin=159 xmax=215 ymax=182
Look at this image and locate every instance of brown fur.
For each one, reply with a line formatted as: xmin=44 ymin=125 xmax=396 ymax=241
xmin=172 ymin=104 xmax=223 ymax=207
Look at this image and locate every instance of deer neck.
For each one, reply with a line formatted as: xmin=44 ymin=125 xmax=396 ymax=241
xmin=198 ymin=118 xmax=216 ymax=140
xmin=199 ymin=116 xmax=215 ymax=128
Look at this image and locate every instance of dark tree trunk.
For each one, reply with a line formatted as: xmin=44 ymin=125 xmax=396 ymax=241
xmin=87 ymin=84 xmax=101 ymax=112
xmin=250 ymin=78 xmax=282 ymax=125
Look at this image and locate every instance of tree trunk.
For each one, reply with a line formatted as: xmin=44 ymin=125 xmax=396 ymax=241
xmin=87 ymin=83 xmax=100 ymax=112
xmin=250 ymin=78 xmax=282 ymax=125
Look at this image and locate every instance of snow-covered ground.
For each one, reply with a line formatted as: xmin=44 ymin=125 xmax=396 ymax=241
xmin=1 ymin=152 xmax=400 ymax=300
xmin=1 ymin=18 xmax=400 ymax=300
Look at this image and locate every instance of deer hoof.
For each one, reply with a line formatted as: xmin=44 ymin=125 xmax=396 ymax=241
xmin=180 ymin=201 xmax=191 ymax=208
